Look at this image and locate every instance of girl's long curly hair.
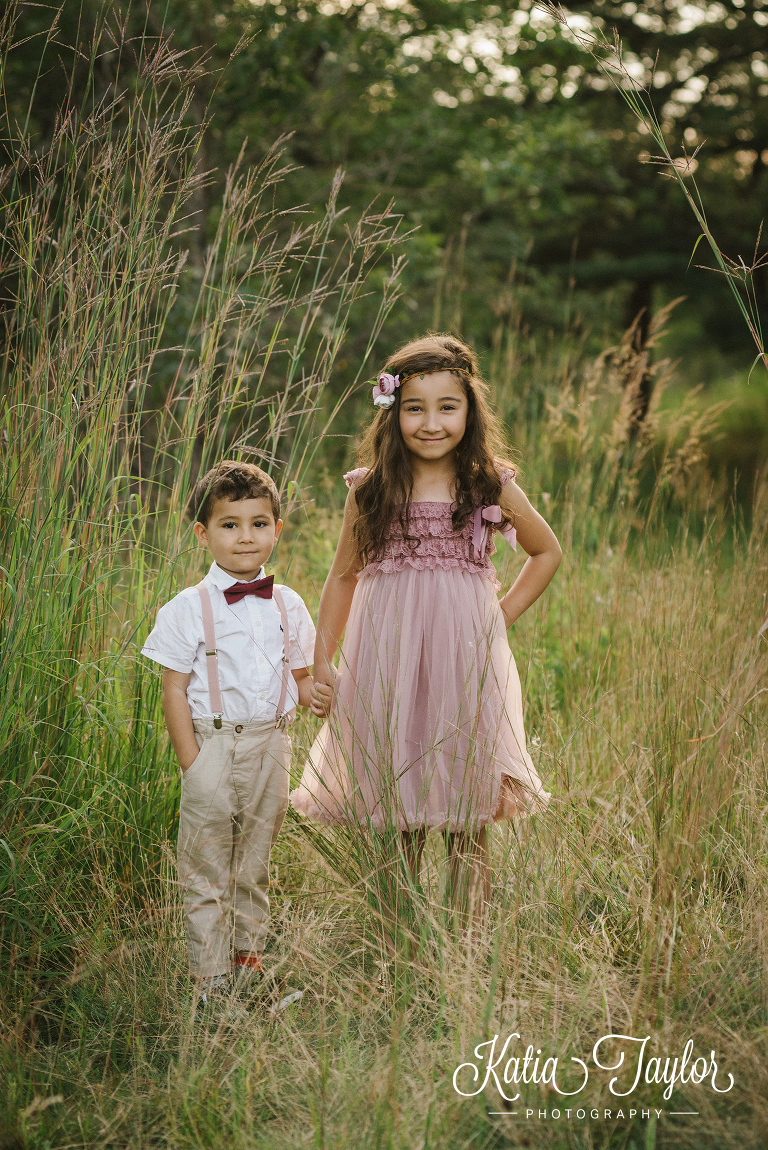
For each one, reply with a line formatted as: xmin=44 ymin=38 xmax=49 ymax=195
xmin=352 ymin=333 xmax=517 ymax=567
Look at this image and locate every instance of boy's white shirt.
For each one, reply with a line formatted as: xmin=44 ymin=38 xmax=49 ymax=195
xmin=141 ymin=561 xmax=316 ymax=722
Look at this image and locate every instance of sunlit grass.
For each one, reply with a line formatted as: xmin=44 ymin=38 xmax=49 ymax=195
xmin=4 ymin=496 xmax=766 ymax=1149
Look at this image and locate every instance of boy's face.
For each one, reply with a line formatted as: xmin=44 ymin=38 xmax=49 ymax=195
xmin=193 ymin=496 xmax=282 ymax=582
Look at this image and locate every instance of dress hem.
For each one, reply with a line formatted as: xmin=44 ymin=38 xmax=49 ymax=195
xmin=289 ymin=773 xmax=550 ymax=832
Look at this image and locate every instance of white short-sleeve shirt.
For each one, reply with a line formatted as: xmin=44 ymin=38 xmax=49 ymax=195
xmin=141 ymin=561 xmax=316 ymax=722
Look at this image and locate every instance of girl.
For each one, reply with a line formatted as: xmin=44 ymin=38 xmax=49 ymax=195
xmin=291 ymin=334 xmax=560 ymax=907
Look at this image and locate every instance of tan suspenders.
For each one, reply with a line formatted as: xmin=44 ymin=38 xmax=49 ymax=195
xmin=196 ymin=582 xmax=291 ymax=729
xmin=197 ymin=584 xmax=224 ymax=726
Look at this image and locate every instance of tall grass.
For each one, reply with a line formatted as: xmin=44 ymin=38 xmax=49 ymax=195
xmin=0 ymin=9 xmax=402 ymax=985
xmin=2 ymin=8 xmax=767 ymax=1150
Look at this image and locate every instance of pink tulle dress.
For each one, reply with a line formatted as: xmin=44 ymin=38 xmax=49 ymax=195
xmin=290 ymin=467 xmax=551 ymax=832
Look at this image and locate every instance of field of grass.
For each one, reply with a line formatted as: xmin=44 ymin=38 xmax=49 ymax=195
xmin=3 ymin=486 xmax=767 ymax=1150
xmin=2 ymin=21 xmax=767 ymax=1150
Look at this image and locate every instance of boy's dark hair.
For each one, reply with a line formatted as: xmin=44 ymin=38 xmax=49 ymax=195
xmin=190 ymin=460 xmax=281 ymax=526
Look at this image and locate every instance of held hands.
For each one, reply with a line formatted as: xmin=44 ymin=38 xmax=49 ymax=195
xmin=309 ymin=667 xmax=339 ymax=718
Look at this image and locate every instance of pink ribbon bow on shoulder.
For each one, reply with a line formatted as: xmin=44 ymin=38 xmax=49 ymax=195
xmin=472 ymin=504 xmax=517 ymax=560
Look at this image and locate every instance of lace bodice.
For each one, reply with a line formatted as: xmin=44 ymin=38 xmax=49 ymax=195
xmin=344 ymin=466 xmax=515 ymax=588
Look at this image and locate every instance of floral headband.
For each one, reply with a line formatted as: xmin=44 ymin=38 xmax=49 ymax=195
xmin=369 ymin=368 xmax=470 ymax=409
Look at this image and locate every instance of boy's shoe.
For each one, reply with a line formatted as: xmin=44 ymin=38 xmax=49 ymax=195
xmin=194 ymin=972 xmax=250 ymax=1023
xmin=233 ymin=959 xmax=269 ymax=1003
xmin=234 ymin=956 xmax=263 ymax=976
xmin=270 ymin=987 xmax=304 ymax=1014
xmin=196 ymin=971 xmax=232 ymax=1007
xmin=233 ymin=961 xmax=303 ymax=1012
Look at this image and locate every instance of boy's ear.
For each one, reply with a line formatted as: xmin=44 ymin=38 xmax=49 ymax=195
xmin=193 ymin=522 xmax=208 ymax=546
xmin=274 ymin=518 xmax=283 ymax=540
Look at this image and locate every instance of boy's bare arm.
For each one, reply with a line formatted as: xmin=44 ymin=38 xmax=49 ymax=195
xmin=162 ymin=668 xmax=200 ymax=772
xmin=291 ymin=667 xmax=313 ymax=708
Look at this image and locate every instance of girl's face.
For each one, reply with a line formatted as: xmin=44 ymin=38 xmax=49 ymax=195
xmin=398 ymin=370 xmax=468 ymax=464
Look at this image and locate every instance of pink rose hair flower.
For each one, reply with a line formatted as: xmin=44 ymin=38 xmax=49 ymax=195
xmin=372 ymin=372 xmax=400 ymax=409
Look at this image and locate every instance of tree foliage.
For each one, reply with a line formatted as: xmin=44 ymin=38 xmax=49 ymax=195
xmin=5 ymin=0 xmax=766 ymax=375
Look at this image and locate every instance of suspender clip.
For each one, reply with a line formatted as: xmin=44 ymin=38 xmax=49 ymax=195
xmin=213 ymin=714 xmax=223 ymax=730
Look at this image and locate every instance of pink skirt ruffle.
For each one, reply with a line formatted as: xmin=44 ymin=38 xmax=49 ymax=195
xmin=291 ymin=566 xmax=551 ymax=831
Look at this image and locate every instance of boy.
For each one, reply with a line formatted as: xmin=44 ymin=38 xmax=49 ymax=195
xmin=142 ymin=460 xmax=315 ymax=1006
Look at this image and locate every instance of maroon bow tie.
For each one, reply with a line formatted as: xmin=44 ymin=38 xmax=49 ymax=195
xmin=223 ymin=575 xmax=274 ymax=604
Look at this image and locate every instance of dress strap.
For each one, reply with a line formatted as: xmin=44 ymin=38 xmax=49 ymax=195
xmin=471 ymin=505 xmax=517 ymax=561
xmin=196 ymin=583 xmax=224 ymax=729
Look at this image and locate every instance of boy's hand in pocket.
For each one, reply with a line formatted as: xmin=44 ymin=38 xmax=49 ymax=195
xmin=162 ymin=667 xmax=200 ymax=771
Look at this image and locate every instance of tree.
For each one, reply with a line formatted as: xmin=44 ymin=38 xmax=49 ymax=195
xmin=7 ymin=0 xmax=764 ymax=379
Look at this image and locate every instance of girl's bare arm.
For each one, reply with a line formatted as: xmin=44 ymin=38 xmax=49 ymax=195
xmin=310 ymin=487 xmax=362 ymax=716
xmin=162 ymin=667 xmax=200 ymax=771
xmin=498 ymin=478 xmax=562 ymax=627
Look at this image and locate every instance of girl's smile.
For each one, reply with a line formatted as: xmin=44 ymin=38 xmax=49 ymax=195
xmin=398 ymin=370 xmax=468 ymax=462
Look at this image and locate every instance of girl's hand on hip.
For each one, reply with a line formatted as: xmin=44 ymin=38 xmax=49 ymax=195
xmin=310 ymin=678 xmax=335 ymax=718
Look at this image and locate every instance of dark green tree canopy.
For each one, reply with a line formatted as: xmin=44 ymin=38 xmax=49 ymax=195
xmin=6 ymin=0 xmax=766 ymax=369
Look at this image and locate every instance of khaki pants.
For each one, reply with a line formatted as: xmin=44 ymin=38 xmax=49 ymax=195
xmin=178 ymin=718 xmax=291 ymax=977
